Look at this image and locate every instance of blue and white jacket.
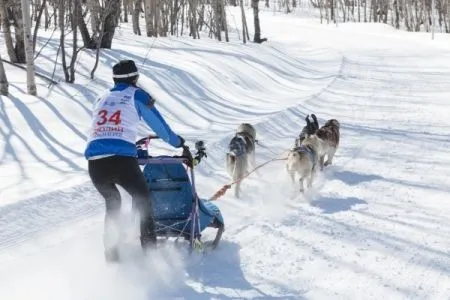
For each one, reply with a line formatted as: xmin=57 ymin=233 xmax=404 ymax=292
xmin=84 ymin=83 xmax=182 ymax=159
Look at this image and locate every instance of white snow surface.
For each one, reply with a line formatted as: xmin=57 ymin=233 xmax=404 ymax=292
xmin=1 ymin=8 xmax=450 ymax=300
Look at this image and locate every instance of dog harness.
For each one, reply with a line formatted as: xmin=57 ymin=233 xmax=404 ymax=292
xmin=294 ymin=145 xmax=317 ymax=169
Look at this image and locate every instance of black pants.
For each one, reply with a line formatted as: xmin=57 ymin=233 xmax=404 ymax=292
xmin=88 ymin=155 xmax=156 ymax=248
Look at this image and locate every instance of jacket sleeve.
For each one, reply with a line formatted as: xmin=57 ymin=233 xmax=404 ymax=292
xmin=134 ymin=89 xmax=182 ymax=148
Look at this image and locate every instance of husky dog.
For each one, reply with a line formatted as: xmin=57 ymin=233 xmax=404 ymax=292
xmin=315 ymin=119 xmax=340 ymax=170
xmin=226 ymin=123 xmax=257 ymax=198
xmin=286 ymin=134 xmax=321 ymax=193
xmin=296 ymin=114 xmax=320 ymax=147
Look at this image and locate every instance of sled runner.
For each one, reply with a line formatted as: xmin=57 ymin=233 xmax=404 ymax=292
xmin=136 ymin=135 xmax=224 ymax=251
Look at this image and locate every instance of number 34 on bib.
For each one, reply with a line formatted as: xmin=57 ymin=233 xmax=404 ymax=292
xmin=97 ymin=110 xmax=122 ymax=125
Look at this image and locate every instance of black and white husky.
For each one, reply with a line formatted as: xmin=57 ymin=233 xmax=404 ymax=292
xmin=296 ymin=114 xmax=320 ymax=147
xmin=226 ymin=123 xmax=257 ymax=198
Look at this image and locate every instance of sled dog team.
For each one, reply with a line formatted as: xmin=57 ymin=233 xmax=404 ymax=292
xmin=226 ymin=115 xmax=340 ymax=196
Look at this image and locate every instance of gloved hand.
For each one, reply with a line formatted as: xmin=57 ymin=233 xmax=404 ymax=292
xmin=177 ymin=135 xmax=185 ymax=148
xmin=181 ymin=145 xmax=194 ymax=168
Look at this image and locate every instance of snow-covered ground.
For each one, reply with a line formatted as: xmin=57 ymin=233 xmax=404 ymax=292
xmin=1 ymin=8 xmax=450 ymax=300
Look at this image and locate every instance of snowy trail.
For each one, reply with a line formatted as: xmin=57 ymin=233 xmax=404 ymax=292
xmin=1 ymin=11 xmax=450 ymax=300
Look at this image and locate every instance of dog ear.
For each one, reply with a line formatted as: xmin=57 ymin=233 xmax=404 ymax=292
xmin=311 ymin=114 xmax=319 ymax=130
xmin=305 ymin=115 xmax=311 ymax=126
xmin=305 ymin=115 xmax=315 ymax=134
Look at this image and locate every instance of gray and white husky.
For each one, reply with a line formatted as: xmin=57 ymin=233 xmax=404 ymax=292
xmin=286 ymin=134 xmax=322 ymax=193
xmin=226 ymin=123 xmax=257 ymax=198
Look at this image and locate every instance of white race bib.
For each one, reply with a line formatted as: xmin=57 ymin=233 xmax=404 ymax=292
xmin=87 ymin=86 xmax=140 ymax=144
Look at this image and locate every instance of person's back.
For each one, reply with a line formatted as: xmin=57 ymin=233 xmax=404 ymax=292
xmin=85 ymin=84 xmax=141 ymax=158
xmin=85 ymin=60 xmax=188 ymax=262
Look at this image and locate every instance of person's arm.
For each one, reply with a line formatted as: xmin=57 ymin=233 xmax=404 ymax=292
xmin=134 ymin=89 xmax=183 ymax=148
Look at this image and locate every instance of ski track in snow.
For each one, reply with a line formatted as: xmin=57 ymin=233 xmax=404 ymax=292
xmin=1 ymin=10 xmax=450 ymax=300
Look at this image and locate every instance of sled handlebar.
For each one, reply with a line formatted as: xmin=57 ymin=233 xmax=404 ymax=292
xmin=136 ymin=135 xmax=207 ymax=165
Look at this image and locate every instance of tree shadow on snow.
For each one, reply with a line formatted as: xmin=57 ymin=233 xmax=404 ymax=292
xmin=170 ymin=241 xmax=302 ymax=299
xmin=7 ymin=94 xmax=84 ymax=171
xmin=311 ymin=196 xmax=367 ymax=214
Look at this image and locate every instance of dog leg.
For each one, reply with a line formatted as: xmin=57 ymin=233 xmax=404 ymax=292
xmin=325 ymin=148 xmax=336 ymax=166
xmin=234 ymin=157 xmax=246 ymax=198
xmin=226 ymin=154 xmax=235 ymax=177
xmin=309 ymin=166 xmax=317 ymax=188
xmin=299 ymin=177 xmax=305 ymax=193
xmin=319 ymin=155 xmax=325 ymax=171
xmin=250 ymin=151 xmax=259 ymax=176
xmin=289 ymin=170 xmax=297 ymax=188
xmin=234 ymin=182 xmax=241 ymax=198
xmin=307 ymin=173 xmax=313 ymax=189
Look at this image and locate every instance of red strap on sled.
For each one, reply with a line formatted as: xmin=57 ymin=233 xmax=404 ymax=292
xmin=209 ymin=184 xmax=231 ymax=201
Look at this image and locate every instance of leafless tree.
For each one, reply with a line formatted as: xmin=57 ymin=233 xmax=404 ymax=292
xmin=21 ymin=0 xmax=37 ymax=95
xmin=32 ymin=0 xmax=47 ymax=52
xmin=0 ymin=0 xmax=19 ymax=62
xmin=252 ymin=0 xmax=267 ymax=43
xmin=132 ymin=0 xmax=142 ymax=34
xmin=68 ymin=0 xmax=80 ymax=83
xmin=0 ymin=53 xmax=9 ymax=96
xmin=1 ymin=0 xmax=26 ymax=63
xmin=240 ymin=0 xmax=250 ymax=43
xmin=59 ymin=0 xmax=69 ymax=82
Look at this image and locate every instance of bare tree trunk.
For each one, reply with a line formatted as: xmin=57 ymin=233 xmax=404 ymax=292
xmin=11 ymin=0 xmax=27 ymax=63
xmin=77 ymin=3 xmax=96 ymax=48
xmin=181 ymin=0 xmax=185 ymax=36
xmin=319 ymin=0 xmax=324 ymax=23
xmin=53 ymin=1 xmax=57 ymax=26
xmin=394 ymin=0 xmax=400 ymax=27
xmin=0 ymin=53 xmax=8 ymax=96
xmin=44 ymin=0 xmax=50 ymax=29
xmin=133 ymin=0 xmax=142 ymax=34
xmin=221 ymin=0 xmax=229 ymax=42
xmin=170 ymin=0 xmax=178 ymax=35
xmin=331 ymin=0 xmax=335 ymax=20
xmin=240 ymin=0 xmax=248 ymax=43
xmin=364 ymin=0 xmax=367 ymax=21
xmin=144 ymin=0 xmax=155 ymax=36
xmin=100 ymin=0 xmax=121 ymax=48
xmin=91 ymin=1 xmax=117 ymax=78
xmin=358 ymin=0 xmax=361 ymax=22
xmin=252 ymin=0 xmax=266 ymax=43
xmin=215 ymin=0 xmax=222 ymax=40
xmin=88 ymin=0 xmax=101 ymax=32
xmin=189 ymin=0 xmax=199 ymax=38
xmin=69 ymin=0 xmax=79 ymax=83
xmin=21 ymin=0 xmax=37 ymax=95
xmin=155 ymin=0 xmax=160 ymax=36
xmin=0 ymin=0 xmax=19 ymax=63
xmin=33 ymin=0 xmax=39 ymax=20
xmin=59 ymin=0 xmax=69 ymax=82
xmin=123 ymin=0 xmax=129 ymax=22
xmin=33 ymin=0 xmax=47 ymax=52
